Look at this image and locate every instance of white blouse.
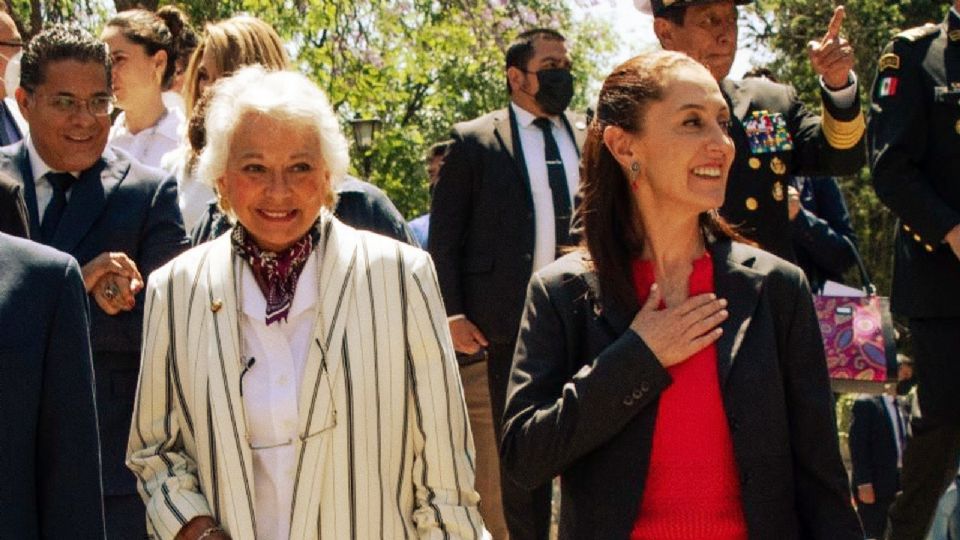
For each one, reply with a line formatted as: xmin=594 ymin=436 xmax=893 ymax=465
xmin=109 ymin=106 xmax=184 ymax=169
xmin=239 ymin=251 xmax=319 ymax=540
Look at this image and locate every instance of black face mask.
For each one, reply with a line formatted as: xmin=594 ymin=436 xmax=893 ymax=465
xmin=534 ymin=68 xmax=574 ymax=115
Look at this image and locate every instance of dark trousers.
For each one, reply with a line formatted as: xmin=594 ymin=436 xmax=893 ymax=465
xmin=859 ymin=495 xmax=894 ymax=539
xmin=105 ymin=494 xmax=147 ymax=539
xmin=887 ymin=318 xmax=960 ymax=540
xmin=488 ymin=340 xmax=552 ymax=540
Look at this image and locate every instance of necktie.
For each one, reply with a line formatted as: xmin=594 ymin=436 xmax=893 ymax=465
xmin=40 ymin=172 xmax=75 ymax=244
xmin=533 ymin=117 xmax=572 ymax=255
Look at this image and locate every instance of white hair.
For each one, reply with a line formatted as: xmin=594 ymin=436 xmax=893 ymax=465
xmin=197 ymin=65 xmax=349 ymax=200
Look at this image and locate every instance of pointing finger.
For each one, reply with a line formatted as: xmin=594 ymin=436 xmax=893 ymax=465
xmin=823 ymin=6 xmax=845 ymax=42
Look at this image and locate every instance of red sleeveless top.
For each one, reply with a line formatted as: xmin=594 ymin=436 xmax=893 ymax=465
xmin=629 ymin=253 xmax=748 ymax=540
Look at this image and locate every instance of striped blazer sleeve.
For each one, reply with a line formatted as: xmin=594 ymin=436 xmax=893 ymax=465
xmin=402 ymin=248 xmax=485 ymax=539
xmin=128 ymin=263 xmax=211 ymax=539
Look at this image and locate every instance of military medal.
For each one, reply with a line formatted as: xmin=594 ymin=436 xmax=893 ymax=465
xmin=748 ymin=157 xmax=761 ymax=169
xmin=745 ymin=197 xmax=758 ymax=211
xmin=745 ymin=111 xmax=793 ymax=154
xmin=772 ymin=181 xmax=784 ymax=202
xmin=770 ymin=157 xmax=786 ymax=175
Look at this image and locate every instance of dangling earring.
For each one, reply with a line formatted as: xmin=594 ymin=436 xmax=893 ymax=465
xmin=629 ymin=161 xmax=641 ymax=191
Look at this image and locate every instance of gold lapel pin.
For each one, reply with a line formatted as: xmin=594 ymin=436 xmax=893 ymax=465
xmin=211 ymin=299 xmax=223 ymax=313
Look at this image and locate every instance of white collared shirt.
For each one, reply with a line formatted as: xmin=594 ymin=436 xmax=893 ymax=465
xmin=239 ymin=251 xmax=319 ymax=540
xmin=882 ymin=394 xmax=906 ymax=468
xmin=510 ymin=102 xmax=580 ymax=272
xmin=109 ymin=106 xmax=184 ymax=168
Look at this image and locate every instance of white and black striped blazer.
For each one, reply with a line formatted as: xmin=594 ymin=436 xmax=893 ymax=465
xmin=128 ymin=214 xmax=485 ymax=539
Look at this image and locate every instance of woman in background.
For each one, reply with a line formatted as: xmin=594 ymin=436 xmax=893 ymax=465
xmin=102 ymin=6 xmax=191 ymax=167
xmin=162 ymin=15 xmax=289 ymax=232
xmin=499 ymin=51 xmax=861 ymax=539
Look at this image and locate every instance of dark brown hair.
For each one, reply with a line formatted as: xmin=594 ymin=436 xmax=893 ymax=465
xmin=579 ymin=50 xmax=742 ymax=307
xmin=106 ymin=6 xmax=193 ymax=90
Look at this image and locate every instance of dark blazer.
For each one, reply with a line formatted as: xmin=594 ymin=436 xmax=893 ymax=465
xmin=0 ymin=143 xmax=189 ymax=496
xmin=869 ymin=12 xmax=960 ymax=318
xmin=0 ymin=233 xmax=105 ymax=538
xmin=0 ymin=171 xmax=28 ymax=238
xmin=500 ymin=238 xmax=862 ymax=540
xmin=849 ymin=395 xmax=902 ymax=500
xmin=721 ymin=78 xmax=865 ymax=263
xmin=429 ymin=106 xmax=587 ymax=344
xmin=790 ymin=176 xmax=859 ymax=292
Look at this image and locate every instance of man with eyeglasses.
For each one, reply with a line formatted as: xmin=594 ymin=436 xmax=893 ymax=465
xmin=0 ymin=8 xmax=26 ymax=145
xmin=0 ymin=24 xmax=188 ymax=540
xmin=429 ymin=27 xmax=587 ymax=540
xmin=639 ymin=0 xmax=866 ymax=262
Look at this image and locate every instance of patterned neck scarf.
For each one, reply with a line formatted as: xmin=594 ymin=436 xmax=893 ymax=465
xmin=232 ymin=223 xmax=321 ymax=325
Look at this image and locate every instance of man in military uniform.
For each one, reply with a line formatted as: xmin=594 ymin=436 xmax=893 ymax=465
xmin=638 ymin=0 xmax=866 ymax=261
xmin=868 ymin=3 xmax=960 ymax=537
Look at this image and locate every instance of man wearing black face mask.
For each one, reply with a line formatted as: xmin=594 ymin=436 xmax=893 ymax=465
xmin=429 ymin=28 xmax=586 ymax=540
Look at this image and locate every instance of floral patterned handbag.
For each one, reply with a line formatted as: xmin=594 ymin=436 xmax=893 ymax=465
xmin=814 ymin=238 xmax=898 ymax=394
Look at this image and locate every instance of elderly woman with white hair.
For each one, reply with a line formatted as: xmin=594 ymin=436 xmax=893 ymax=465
xmin=127 ymin=65 xmax=485 ymax=540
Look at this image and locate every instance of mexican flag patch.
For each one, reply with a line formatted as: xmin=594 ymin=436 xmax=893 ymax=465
xmin=879 ymin=76 xmax=899 ymax=97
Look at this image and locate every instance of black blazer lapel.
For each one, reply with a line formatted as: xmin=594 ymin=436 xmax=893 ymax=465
xmin=711 ymin=239 xmax=764 ymax=385
xmin=493 ymin=107 xmax=530 ymax=184
xmin=12 ymin=144 xmax=41 ymax=234
xmin=581 ymin=264 xmax=637 ymax=337
xmin=50 ymin=156 xmax=123 ymax=253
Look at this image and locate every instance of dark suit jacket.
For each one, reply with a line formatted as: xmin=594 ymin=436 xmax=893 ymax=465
xmin=0 ymin=172 xmax=28 ymax=238
xmin=429 ymin=106 xmax=586 ymax=344
xmin=0 ymin=143 xmax=189 ymax=496
xmin=849 ymin=395 xmax=902 ymax=500
xmin=500 ymin=238 xmax=861 ymax=539
xmin=790 ymin=176 xmax=859 ymax=292
xmin=0 ymin=233 xmax=105 ymax=538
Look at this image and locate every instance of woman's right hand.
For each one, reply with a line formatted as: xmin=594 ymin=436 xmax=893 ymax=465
xmin=629 ymin=284 xmax=728 ymax=368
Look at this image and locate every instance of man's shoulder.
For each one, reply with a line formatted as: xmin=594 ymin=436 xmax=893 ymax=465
xmin=452 ymin=108 xmax=509 ymax=136
xmin=733 ymin=77 xmax=796 ymax=112
xmin=893 ymin=23 xmax=942 ymax=46
xmin=0 ymin=232 xmax=74 ymax=277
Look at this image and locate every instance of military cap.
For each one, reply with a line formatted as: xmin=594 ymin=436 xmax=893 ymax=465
xmin=634 ymin=0 xmax=752 ymax=17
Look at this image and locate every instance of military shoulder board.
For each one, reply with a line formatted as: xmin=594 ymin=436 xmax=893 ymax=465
xmin=895 ymin=23 xmax=939 ymax=42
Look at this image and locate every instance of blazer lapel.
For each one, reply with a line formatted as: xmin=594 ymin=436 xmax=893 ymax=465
xmin=289 ymin=215 xmax=358 ymax=534
xmin=204 ymin=235 xmax=258 ymax=536
xmin=580 ymin=257 xmax=637 ymax=337
xmin=50 ymin=151 xmax=125 ymax=253
xmin=711 ymin=239 xmax=764 ymax=386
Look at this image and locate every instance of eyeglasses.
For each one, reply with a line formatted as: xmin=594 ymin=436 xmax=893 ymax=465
xmin=240 ymin=337 xmax=338 ymax=451
xmin=0 ymin=40 xmax=22 ymax=48
xmin=31 ymin=93 xmax=115 ymax=117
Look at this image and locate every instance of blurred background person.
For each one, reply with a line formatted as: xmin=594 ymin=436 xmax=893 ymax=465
xmin=788 ymin=175 xmax=858 ymax=291
xmin=158 ymin=4 xmax=196 ymax=115
xmin=164 ymin=15 xmax=288 ymax=233
xmin=408 ymin=139 xmax=450 ymax=248
xmin=2 ymin=24 xmax=188 ymax=539
xmin=128 ymin=65 xmax=483 ymax=540
xmin=849 ymin=359 xmax=913 ymax=540
xmin=0 ymin=232 xmax=104 ymax=538
xmin=102 ymin=6 xmax=192 ymax=168
xmin=500 ymin=51 xmax=861 ymax=539
xmin=0 ymin=7 xmax=25 ymax=145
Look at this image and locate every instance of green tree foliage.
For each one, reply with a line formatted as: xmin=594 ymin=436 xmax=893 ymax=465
xmin=6 ymin=1 xmax=615 ymax=220
xmin=746 ymin=0 xmax=950 ymax=296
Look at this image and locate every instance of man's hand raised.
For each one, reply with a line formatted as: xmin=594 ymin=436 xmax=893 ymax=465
xmin=808 ymin=6 xmax=856 ymax=90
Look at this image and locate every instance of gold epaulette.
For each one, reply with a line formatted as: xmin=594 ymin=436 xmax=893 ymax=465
xmin=821 ymin=106 xmax=865 ymax=150
xmin=895 ymin=23 xmax=940 ymax=42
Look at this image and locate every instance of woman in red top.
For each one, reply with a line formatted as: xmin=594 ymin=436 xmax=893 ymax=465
xmin=500 ymin=51 xmax=862 ymax=539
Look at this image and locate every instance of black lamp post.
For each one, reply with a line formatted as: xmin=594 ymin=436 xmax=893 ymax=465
xmin=349 ymin=116 xmax=382 ymax=178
